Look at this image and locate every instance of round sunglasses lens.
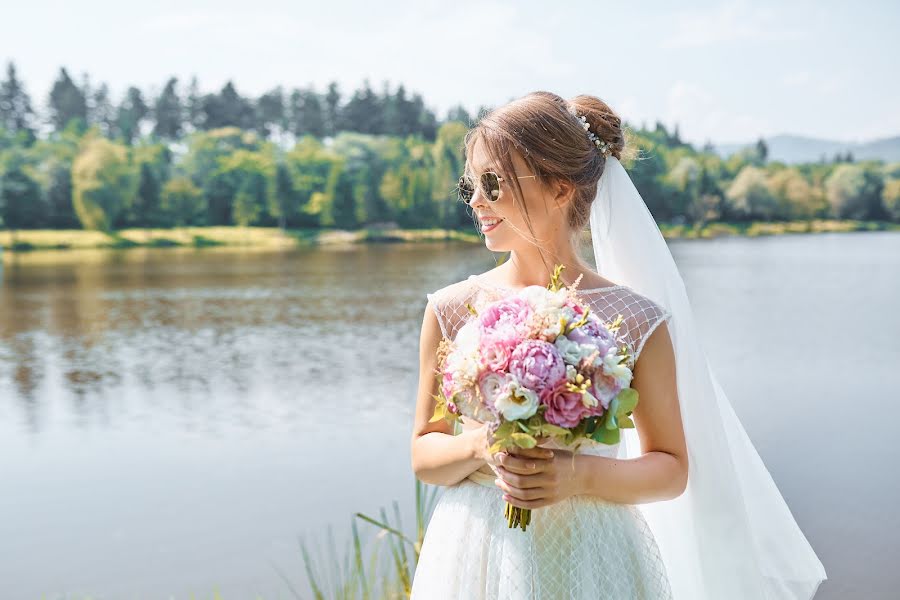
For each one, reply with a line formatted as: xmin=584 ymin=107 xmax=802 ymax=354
xmin=481 ymin=172 xmax=501 ymax=201
xmin=457 ymin=176 xmax=474 ymax=203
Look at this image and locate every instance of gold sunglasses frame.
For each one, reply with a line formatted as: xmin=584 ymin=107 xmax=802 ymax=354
xmin=457 ymin=171 xmax=538 ymax=205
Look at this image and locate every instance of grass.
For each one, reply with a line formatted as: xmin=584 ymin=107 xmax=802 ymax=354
xmin=3 ymin=219 xmax=897 ymax=253
xmin=281 ymin=479 xmax=441 ymax=600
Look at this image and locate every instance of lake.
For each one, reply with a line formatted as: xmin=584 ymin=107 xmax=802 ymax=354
xmin=1 ymin=232 xmax=898 ymax=599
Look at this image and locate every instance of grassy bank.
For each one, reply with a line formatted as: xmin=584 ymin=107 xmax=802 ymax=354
xmin=1 ymin=220 xmax=898 ymax=252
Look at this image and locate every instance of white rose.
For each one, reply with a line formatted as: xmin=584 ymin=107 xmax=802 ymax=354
xmin=493 ymin=378 xmax=540 ymax=421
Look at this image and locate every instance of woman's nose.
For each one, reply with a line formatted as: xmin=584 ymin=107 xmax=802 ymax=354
xmin=468 ymin=186 xmax=490 ymax=208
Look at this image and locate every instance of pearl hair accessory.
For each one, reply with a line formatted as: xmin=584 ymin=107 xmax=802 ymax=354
xmin=567 ymin=107 xmax=611 ymax=158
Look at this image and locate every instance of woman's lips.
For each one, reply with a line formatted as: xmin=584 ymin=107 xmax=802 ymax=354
xmin=480 ymin=218 xmax=503 ymax=233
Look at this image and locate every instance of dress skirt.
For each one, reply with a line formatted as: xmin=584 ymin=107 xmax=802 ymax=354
xmin=410 ymin=467 xmax=674 ymax=600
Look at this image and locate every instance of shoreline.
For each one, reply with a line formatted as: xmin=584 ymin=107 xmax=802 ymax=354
xmin=1 ymin=220 xmax=898 ymax=254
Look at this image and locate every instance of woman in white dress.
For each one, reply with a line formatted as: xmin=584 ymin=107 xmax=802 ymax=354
xmin=410 ymin=91 xmax=826 ymax=599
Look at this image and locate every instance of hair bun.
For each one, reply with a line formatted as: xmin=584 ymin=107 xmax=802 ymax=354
xmin=566 ymin=95 xmax=628 ymax=161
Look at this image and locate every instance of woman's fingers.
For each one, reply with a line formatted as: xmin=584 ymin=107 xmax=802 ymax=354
xmin=498 ymin=450 xmax=552 ymax=474
xmin=495 ymin=465 xmax=551 ymax=488
xmin=494 ymin=476 xmax=548 ymax=500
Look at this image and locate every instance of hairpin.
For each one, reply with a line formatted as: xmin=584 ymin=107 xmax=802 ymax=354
xmin=568 ymin=108 xmax=611 ymax=157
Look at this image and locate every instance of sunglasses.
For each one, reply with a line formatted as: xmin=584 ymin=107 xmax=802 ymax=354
xmin=457 ymin=171 xmax=538 ymax=205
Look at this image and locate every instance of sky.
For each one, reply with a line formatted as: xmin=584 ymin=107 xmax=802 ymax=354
xmin=2 ymin=0 xmax=898 ymax=147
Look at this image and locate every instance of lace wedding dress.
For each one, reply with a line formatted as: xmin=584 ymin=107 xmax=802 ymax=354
xmin=411 ymin=274 xmax=675 ymax=600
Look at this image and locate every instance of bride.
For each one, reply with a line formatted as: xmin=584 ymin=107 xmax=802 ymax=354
xmin=409 ymin=91 xmax=827 ymax=599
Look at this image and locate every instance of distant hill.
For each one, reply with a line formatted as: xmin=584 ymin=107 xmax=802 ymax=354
xmin=713 ymin=134 xmax=900 ymax=164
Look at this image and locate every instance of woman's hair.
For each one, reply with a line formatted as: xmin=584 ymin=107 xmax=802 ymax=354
xmin=463 ymin=91 xmax=637 ymax=266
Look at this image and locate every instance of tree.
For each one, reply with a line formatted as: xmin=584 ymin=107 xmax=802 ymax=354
xmin=882 ymin=179 xmax=900 ymax=222
xmin=89 ymin=83 xmax=117 ymax=138
xmin=824 ymin=164 xmax=885 ymax=220
xmin=324 ymin=82 xmax=341 ymax=137
xmin=153 ymin=78 xmax=183 ymax=140
xmin=725 ymin=165 xmax=779 ymax=220
xmin=342 ymin=79 xmax=381 ymax=134
xmin=286 ymin=88 xmax=325 ymax=138
xmin=48 ymin=68 xmax=88 ymax=132
xmin=768 ymin=168 xmax=815 ymax=219
xmin=215 ymin=148 xmax=276 ymax=226
xmin=161 ymin=177 xmax=204 ymax=226
xmin=0 ymin=152 xmax=44 ymax=236
xmin=185 ymin=76 xmax=203 ymax=131
xmin=0 ymin=62 xmax=35 ymax=136
xmin=71 ymin=135 xmax=136 ymax=230
xmin=202 ymin=82 xmax=254 ymax=130
xmin=255 ymin=87 xmax=285 ymax=140
xmin=754 ymin=138 xmax=769 ymax=163
xmin=445 ymin=104 xmax=472 ymax=127
xmin=117 ymin=87 xmax=149 ymax=144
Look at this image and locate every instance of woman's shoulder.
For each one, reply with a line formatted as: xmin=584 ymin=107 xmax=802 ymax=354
xmin=425 ymin=274 xmax=480 ymax=306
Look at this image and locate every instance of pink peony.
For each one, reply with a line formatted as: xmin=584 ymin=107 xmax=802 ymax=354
xmin=479 ymin=296 xmax=532 ymax=338
xmin=541 ymin=381 xmax=588 ymax=428
xmin=508 ymin=339 xmax=566 ymax=397
xmin=479 ymin=335 xmax=517 ymax=372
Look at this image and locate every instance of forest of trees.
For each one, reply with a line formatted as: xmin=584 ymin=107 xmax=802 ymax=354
xmin=1 ymin=61 xmax=899 ymax=235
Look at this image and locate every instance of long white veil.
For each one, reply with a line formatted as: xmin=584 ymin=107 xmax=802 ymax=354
xmin=590 ymin=156 xmax=827 ymax=599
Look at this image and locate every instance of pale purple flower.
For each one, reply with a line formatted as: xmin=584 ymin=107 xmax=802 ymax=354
xmin=508 ymin=339 xmax=566 ymax=397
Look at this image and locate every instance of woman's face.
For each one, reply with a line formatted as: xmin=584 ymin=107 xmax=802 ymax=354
xmin=465 ymin=138 xmax=569 ymax=253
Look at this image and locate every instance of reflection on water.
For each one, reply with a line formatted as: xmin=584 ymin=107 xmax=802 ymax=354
xmin=1 ymin=233 xmax=898 ymax=598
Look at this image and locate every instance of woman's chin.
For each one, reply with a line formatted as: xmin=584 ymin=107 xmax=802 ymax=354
xmin=484 ymin=237 xmax=507 ymax=252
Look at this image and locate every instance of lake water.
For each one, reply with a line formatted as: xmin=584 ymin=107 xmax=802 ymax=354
xmin=1 ymin=232 xmax=898 ymax=599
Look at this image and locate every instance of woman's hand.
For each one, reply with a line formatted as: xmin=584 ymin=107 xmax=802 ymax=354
xmin=493 ymin=441 xmax=583 ymax=509
xmin=468 ymin=421 xmax=506 ymax=467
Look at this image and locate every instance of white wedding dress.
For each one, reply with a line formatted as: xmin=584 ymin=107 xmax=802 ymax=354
xmin=411 ymin=274 xmax=675 ymax=600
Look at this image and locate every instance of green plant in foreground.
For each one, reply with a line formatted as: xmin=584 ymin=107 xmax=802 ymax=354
xmin=280 ymin=479 xmax=440 ymax=600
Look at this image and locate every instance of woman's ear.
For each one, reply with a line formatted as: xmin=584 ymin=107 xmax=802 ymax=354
xmin=551 ymin=177 xmax=576 ymax=211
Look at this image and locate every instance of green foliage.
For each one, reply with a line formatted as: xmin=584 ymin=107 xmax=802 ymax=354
xmin=161 ymin=177 xmax=205 ymax=226
xmin=0 ymin=150 xmax=43 ymax=230
xmin=1 ymin=62 xmax=899 ymax=233
xmin=825 ymin=163 xmax=886 ymax=220
xmin=71 ymin=135 xmax=136 ymax=231
xmin=726 ymin=165 xmax=780 ymax=220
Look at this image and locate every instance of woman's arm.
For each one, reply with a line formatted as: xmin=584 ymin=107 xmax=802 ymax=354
xmin=577 ymin=321 xmax=688 ymax=503
xmin=410 ymin=299 xmax=493 ymax=486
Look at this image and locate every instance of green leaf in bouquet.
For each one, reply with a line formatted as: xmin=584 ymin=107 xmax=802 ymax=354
xmin=590 ymin=424 xmax=621 ymax=445
xmin=605 ymin=397 xmax=620 ymax=429
xmin=515 ymin=420 xmax=530 ymax=433
xmin=619 ymin=414 xmax=635 ymax=428
xmin=510 ymin=432 xmax=537 ymax=448
xmin=495 ymin=421 xmax=516 ymax=438
xmin=428 ymin=402 xmax=445 ymax=423
xmin=616 ymin=388 xmax=639 ymax=415
xmin=540 ymin=423 xmax=570 ymax=437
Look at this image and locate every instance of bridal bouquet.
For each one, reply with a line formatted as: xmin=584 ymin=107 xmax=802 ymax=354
xmin=429 ymin=265 xmax=640 ymax=531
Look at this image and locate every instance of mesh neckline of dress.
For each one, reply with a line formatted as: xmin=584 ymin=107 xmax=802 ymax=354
xmin=467 ymin=273 xmax=629 ymax=295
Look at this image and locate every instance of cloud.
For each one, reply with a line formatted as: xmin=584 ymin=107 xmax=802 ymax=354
xmin=661 ymin=1 xmax=808 ymax=49
xmin=664 ymin=80 xmax=771 ymax=143
xmin=781 ymin=70 xmax=844 ymax=95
